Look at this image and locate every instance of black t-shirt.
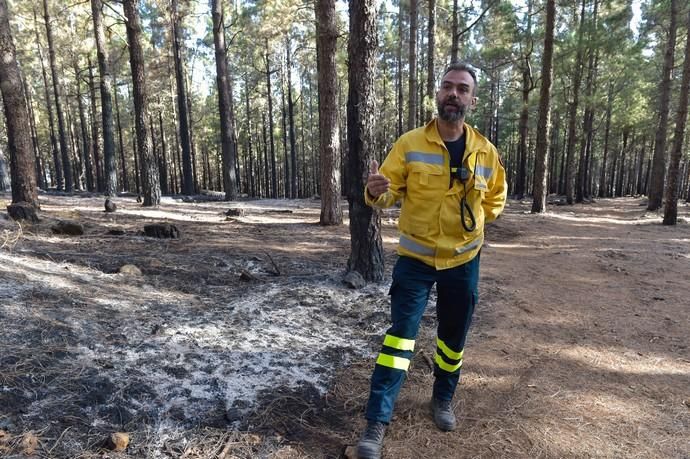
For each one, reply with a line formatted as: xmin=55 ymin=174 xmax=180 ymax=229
xmin=445 ymin=135 xmax=466 ymax=185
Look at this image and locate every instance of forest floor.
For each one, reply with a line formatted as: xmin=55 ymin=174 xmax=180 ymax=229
xmin=0 ymin=191 xmax=688 ymax=459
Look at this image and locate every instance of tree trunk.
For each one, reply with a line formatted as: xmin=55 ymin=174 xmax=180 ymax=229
xmin=212 ymin=0 xmax=238 ymax=200
xmin=424 ymin=0 xmax=436 ymax=123
xmin=88 ymin=60 xmax=103 ymax=191
xmin=75 ymin=68 xmax=94 ymax=191
xmin=0 ymin=0 xmax=39 ymax=208
xmin=287 ymin=44 xmax=298 ymax=199
xmin=564 ymin=0 xmax=586 ymax=204
xmin=648 ymin=0 xmax=678 ymax=210
xmin=158 ymin=111 xmax=169 ymax=195
xmin=407 ymin=0 xmax=418 ymax=131
xmin=281 ymin=69 xmax=289 ymax=197
xmin=616 ymin=131 xmax=628 ymax=197
xmin=315 ymin=0 xmax=342 ymax=225
xmin=576 ymin=0 xmax=599 ymax=202
xmin=244 ymin=76 xmax=255 ymax=196
xmin=34 ymin=7 xmax=61 ymax=189
xmin=451 ymin=0 xmax=459 ymax=62
xmin=43 ymin=0 xmax=73 ymax=192
xmin=396 ymin=0 xmax=404 ymax=137
xmin=261 ymin=113 xmax=269 ymax=197
xmin=0 ymin=145 xmax=9 ymax=191
xmin=171 ymin=0 xmax=194 ymax=195
xmin=347 ymin=0 xmax=383 ymax=282
xmin=663 ymin=8 xmax=690 ymax=225
xmin=531 ymin=0 xmax=555 ymax=213
xmin=22 ymin=75 xmax=44 ymax=190
xmin=131 ymin=125 xmax=140 ymax=195
xmin=114 ymin=83 xmax=129 ymax=192
xmin=516 ymin=63 xmax=531 ymax=199
xmin=259 ymin=42 xmax=275 ymax=197
xmin=599 ymin=83 xmax=612 ymax=198
xmin=123 ymin=0 xmax=160 ymax=206
xmin=91 ymin=0 xmax=117 ymax=196
xmin=548 ymin=112 xmax=560 ymax=193
xmin=635 ymin=136 xmax=646 ymax=195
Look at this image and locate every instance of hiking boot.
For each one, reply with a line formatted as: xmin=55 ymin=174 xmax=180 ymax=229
xmin=431 ymin=397 xmax=457 ymax=431
xmin=357 ymin=421 xmax=386 ymax=459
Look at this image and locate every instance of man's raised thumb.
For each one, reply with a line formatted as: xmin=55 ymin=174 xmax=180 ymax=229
xmin=370 ymin=160 xmax=379 ymax=175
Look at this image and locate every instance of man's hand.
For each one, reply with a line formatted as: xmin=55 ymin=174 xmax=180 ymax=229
xmin=366 ymin=160 xmax=390 ymax=199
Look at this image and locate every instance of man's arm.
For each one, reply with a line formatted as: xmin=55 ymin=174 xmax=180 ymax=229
xmin=482 ymin=149 xmax=507 ymax=222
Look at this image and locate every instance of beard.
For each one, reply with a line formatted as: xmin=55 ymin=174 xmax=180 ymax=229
xmin=437 ymin=98 xmax=468 ymax=122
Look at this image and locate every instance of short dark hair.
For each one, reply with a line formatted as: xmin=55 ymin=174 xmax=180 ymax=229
xmin=441 ymin=62 xmax=478 ymax=95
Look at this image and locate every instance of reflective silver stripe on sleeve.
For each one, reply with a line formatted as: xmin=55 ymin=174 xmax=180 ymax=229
xmin=405 ymin=151 xmax=444 ymax=165
xmin=399 ymin=234 xmax=435 ymax=256
xmin=475 ymin=165 xmax=493 ymax=179
xmin=455 ymin=237 xmax=483 ymax=255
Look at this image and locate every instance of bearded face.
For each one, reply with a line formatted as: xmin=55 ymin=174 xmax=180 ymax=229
xmin=435 ymin=69 xmax=476 ymax=123
xmin=437 ymin=96 xmax=468 ymax=122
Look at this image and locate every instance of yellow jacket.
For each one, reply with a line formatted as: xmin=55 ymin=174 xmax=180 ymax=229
xmin=366 ymin=119 xmax=507 ymax=270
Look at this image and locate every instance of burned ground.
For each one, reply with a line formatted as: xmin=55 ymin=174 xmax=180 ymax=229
xmin=0 ymin=193 xmax=688 ymax=458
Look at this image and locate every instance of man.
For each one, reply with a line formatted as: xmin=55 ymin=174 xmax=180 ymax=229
xmin=357 ymin=62 xmax=507 ymax=459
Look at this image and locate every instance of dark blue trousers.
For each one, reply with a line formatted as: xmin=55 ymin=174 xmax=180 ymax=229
xmin=365 ymin=254 xmax=480 ymax=423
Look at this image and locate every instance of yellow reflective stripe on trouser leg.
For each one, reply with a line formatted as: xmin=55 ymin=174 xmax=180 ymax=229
xmin=434 ymin=352 xmax=462 ymax=372
xmin=377 ymin=353 xmax=411 ymax=371
xmin=383 ymin=334 xmax=415 ymax=351
xmin=437 ymin=337 xmax=464 ymax=360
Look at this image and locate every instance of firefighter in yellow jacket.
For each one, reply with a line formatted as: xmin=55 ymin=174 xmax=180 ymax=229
xmin=357 ymin=62 xmax=507 ymax=459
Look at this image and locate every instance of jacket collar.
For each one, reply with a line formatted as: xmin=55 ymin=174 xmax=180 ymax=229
xmin=424 ymin=118 xmax=476 ymax=148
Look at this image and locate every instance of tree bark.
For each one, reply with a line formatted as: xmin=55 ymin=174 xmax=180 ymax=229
xmin=576 ymin=0 xmax=598 ymax=203
xmin=281 ymin=69 xmax=289 ymax=197
xmin=0 ymin=145 xmax=9 ymax=191
xmin=616 ymin=131 xmax=628 ymax=197
xmin=212 ymin=0 xmax=238 ymax=200
xmin=286 ymin=43 xmax=298 ymax=199
xmin=599 ymin=82 xmax=612 ymax=197
xmin=88 ymin=59 xmax=103 ymax=191
xmin=91 ymin=0 xmax=117 ymax=196
xmin=259 ymin=41 xmax=275 ymax=197
xmin=114 ymin=82 xmax=129 ymax=192
xmin=123 ymin=0 xmax=160 ymax=206
xmin=158 ymin=110 xmax=169 ymax=195
xmin=23 ymin=73 xmax=46 ymax=190
xmin=261 ymin=112 xmax=269 ymax=197
xmin=396 ymin=1 xmax=404 ymax=137
xmin=34 ymin=7 xmax=61 ymax=189
xmin=564 ymin=0 xmax=586 ymax=204
xmin=0 ymin=0 xmax=39 ymax=208
xmin=648 ymin=0 xmax=678 ymax=211
xmin=244 ymin=76 xmax=255 ymax=196
xmin=663 ymin=8 xmax=690 ymax=225
xmin=451 ymin=0 xmax=459 ymax=62
xmin=171 ymin=0 xmax=194 ymax=195
xmin=43 ymin=0 xmax=73 ymax=192
xmin=424 ymin=0 xmax=436 ymax=123
xmin=315 ymin=0 xmax=342 ymax=225
xmin=74 ymin=68 xmax=94 ymax=191
xmin=407 ymin=0 xmax=418 ymax=131
xmin=531 ymin=0 xmax=555 ymax=213
xmin=347 ymin=0 xmax=383 ymax=281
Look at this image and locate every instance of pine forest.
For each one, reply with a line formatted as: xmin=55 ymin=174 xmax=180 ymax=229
xmin=0 ymin=0 xmax=688 ymax=457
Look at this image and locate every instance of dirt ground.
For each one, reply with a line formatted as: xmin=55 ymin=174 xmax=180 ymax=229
xmin=0 ymin=191 xmax=688 ymax=459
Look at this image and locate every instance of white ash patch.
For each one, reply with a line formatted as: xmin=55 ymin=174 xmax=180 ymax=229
xmin=1 ymin=248 xmax=390 ymax=440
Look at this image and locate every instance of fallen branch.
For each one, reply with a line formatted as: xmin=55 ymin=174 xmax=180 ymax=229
xmin=264 ymin=251 xmax=280 ymax=276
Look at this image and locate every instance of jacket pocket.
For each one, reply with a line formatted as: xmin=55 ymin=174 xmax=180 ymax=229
xmin=410 ymin=163 xmax=443 ymax=187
